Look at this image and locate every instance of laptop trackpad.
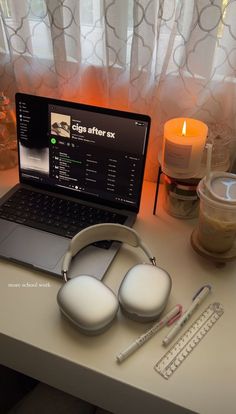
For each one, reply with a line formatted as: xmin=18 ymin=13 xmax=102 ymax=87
xmin=0 ymin=225 xmax=68 ymax=269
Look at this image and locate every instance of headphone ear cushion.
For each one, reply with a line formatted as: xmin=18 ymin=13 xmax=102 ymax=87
xmin=57 ymin=275 xmax=119 ymax=335
xmin=118 ymin=264 xmax=171 ymax=322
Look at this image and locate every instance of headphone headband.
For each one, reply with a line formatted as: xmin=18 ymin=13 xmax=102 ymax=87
xmin=62 ymin=223 xmax=156 ymax=282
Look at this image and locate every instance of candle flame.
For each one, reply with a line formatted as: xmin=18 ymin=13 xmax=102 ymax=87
xmin=182 ymin=120 xmax=187 ymax=136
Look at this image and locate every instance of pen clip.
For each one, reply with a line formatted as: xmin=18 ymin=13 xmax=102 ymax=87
xmin=192 ymin=284 xmax=212 ymax=301
xmin=167 ymin=304 xmax=183 ymax=326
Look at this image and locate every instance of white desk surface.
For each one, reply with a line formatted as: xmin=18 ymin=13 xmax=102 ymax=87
xmin=0 ymin=168 xmax=236 ymax=414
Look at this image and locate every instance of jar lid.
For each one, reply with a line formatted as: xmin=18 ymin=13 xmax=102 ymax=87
xmin=205 ymin=172 xmax=236 ymax=204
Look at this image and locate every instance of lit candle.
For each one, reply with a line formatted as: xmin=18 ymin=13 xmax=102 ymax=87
xmin=161 ymin=118 xmax=208 ymax=178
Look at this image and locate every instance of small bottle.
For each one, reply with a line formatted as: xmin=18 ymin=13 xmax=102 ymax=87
xmin=0 ymin=93 xmax=18 ymax=170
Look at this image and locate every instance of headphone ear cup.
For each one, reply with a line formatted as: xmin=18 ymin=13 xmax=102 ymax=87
xmin=118 ymin=264 xmax=172 ymax=322
xmin=57 ymin=275 xmax=119 ymax=335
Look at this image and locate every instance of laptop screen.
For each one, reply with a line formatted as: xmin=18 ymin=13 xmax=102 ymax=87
xmin=15 ymin=93 xmax=150 ymax=212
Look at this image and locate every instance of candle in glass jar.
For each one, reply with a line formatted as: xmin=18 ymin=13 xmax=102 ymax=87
xmin=161 ymin=118 xmax=208 ymax=178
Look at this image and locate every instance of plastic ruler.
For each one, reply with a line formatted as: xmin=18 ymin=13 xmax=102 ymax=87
xmin=154 ymin=302 xmax=224 ymax=380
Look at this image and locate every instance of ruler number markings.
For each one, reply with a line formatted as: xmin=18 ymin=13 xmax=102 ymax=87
xmin=154 ymin=303 xmax=224 ymax=379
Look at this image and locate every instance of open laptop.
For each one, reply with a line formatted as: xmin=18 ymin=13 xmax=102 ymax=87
xmin=0 ymin=93 xmax=150 ymax=280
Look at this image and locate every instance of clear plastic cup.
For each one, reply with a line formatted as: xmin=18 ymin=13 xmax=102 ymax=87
xmin=197 ymin=177 xmax=236 ymax=253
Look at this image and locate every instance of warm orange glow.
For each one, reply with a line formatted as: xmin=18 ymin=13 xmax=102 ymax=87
xmin=182 ymin=120 xmax=187 ymax=136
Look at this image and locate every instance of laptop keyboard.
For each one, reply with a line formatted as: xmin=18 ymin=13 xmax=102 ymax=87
xmin=0 ymin=188 xmax=127 ymax=249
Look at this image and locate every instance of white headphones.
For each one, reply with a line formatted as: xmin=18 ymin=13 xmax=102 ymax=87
xmin=57 ymin=223 xmax=172 ymax=335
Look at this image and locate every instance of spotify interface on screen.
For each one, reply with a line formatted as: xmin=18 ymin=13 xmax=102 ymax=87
xmin=17 ymin=97 xmax=149 ymax=208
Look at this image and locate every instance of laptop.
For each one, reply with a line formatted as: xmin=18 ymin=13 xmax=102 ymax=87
xmin=0 ymin=93 xmax=150 ymax=280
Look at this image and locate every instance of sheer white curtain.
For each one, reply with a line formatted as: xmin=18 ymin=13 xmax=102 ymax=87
xmin=0 ymin=0 xmax=236 ymax=180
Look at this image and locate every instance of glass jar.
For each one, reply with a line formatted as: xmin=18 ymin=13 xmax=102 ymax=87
xmin=163 ymin=174 xmax=200 ymax=219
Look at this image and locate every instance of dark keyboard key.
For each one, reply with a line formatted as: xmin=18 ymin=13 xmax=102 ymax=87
xmin=0 ymin=188 xmax=127 ymax=248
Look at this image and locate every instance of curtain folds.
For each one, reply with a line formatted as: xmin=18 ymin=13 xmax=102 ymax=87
xmin=0 ymin=0 xmax=236 ymax=180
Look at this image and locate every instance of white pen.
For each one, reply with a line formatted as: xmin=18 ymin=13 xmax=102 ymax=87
xmin=162 ymin=284 xmax=212 ymax=346
xmin=116 ymin=304 xmax=182 ymax=363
